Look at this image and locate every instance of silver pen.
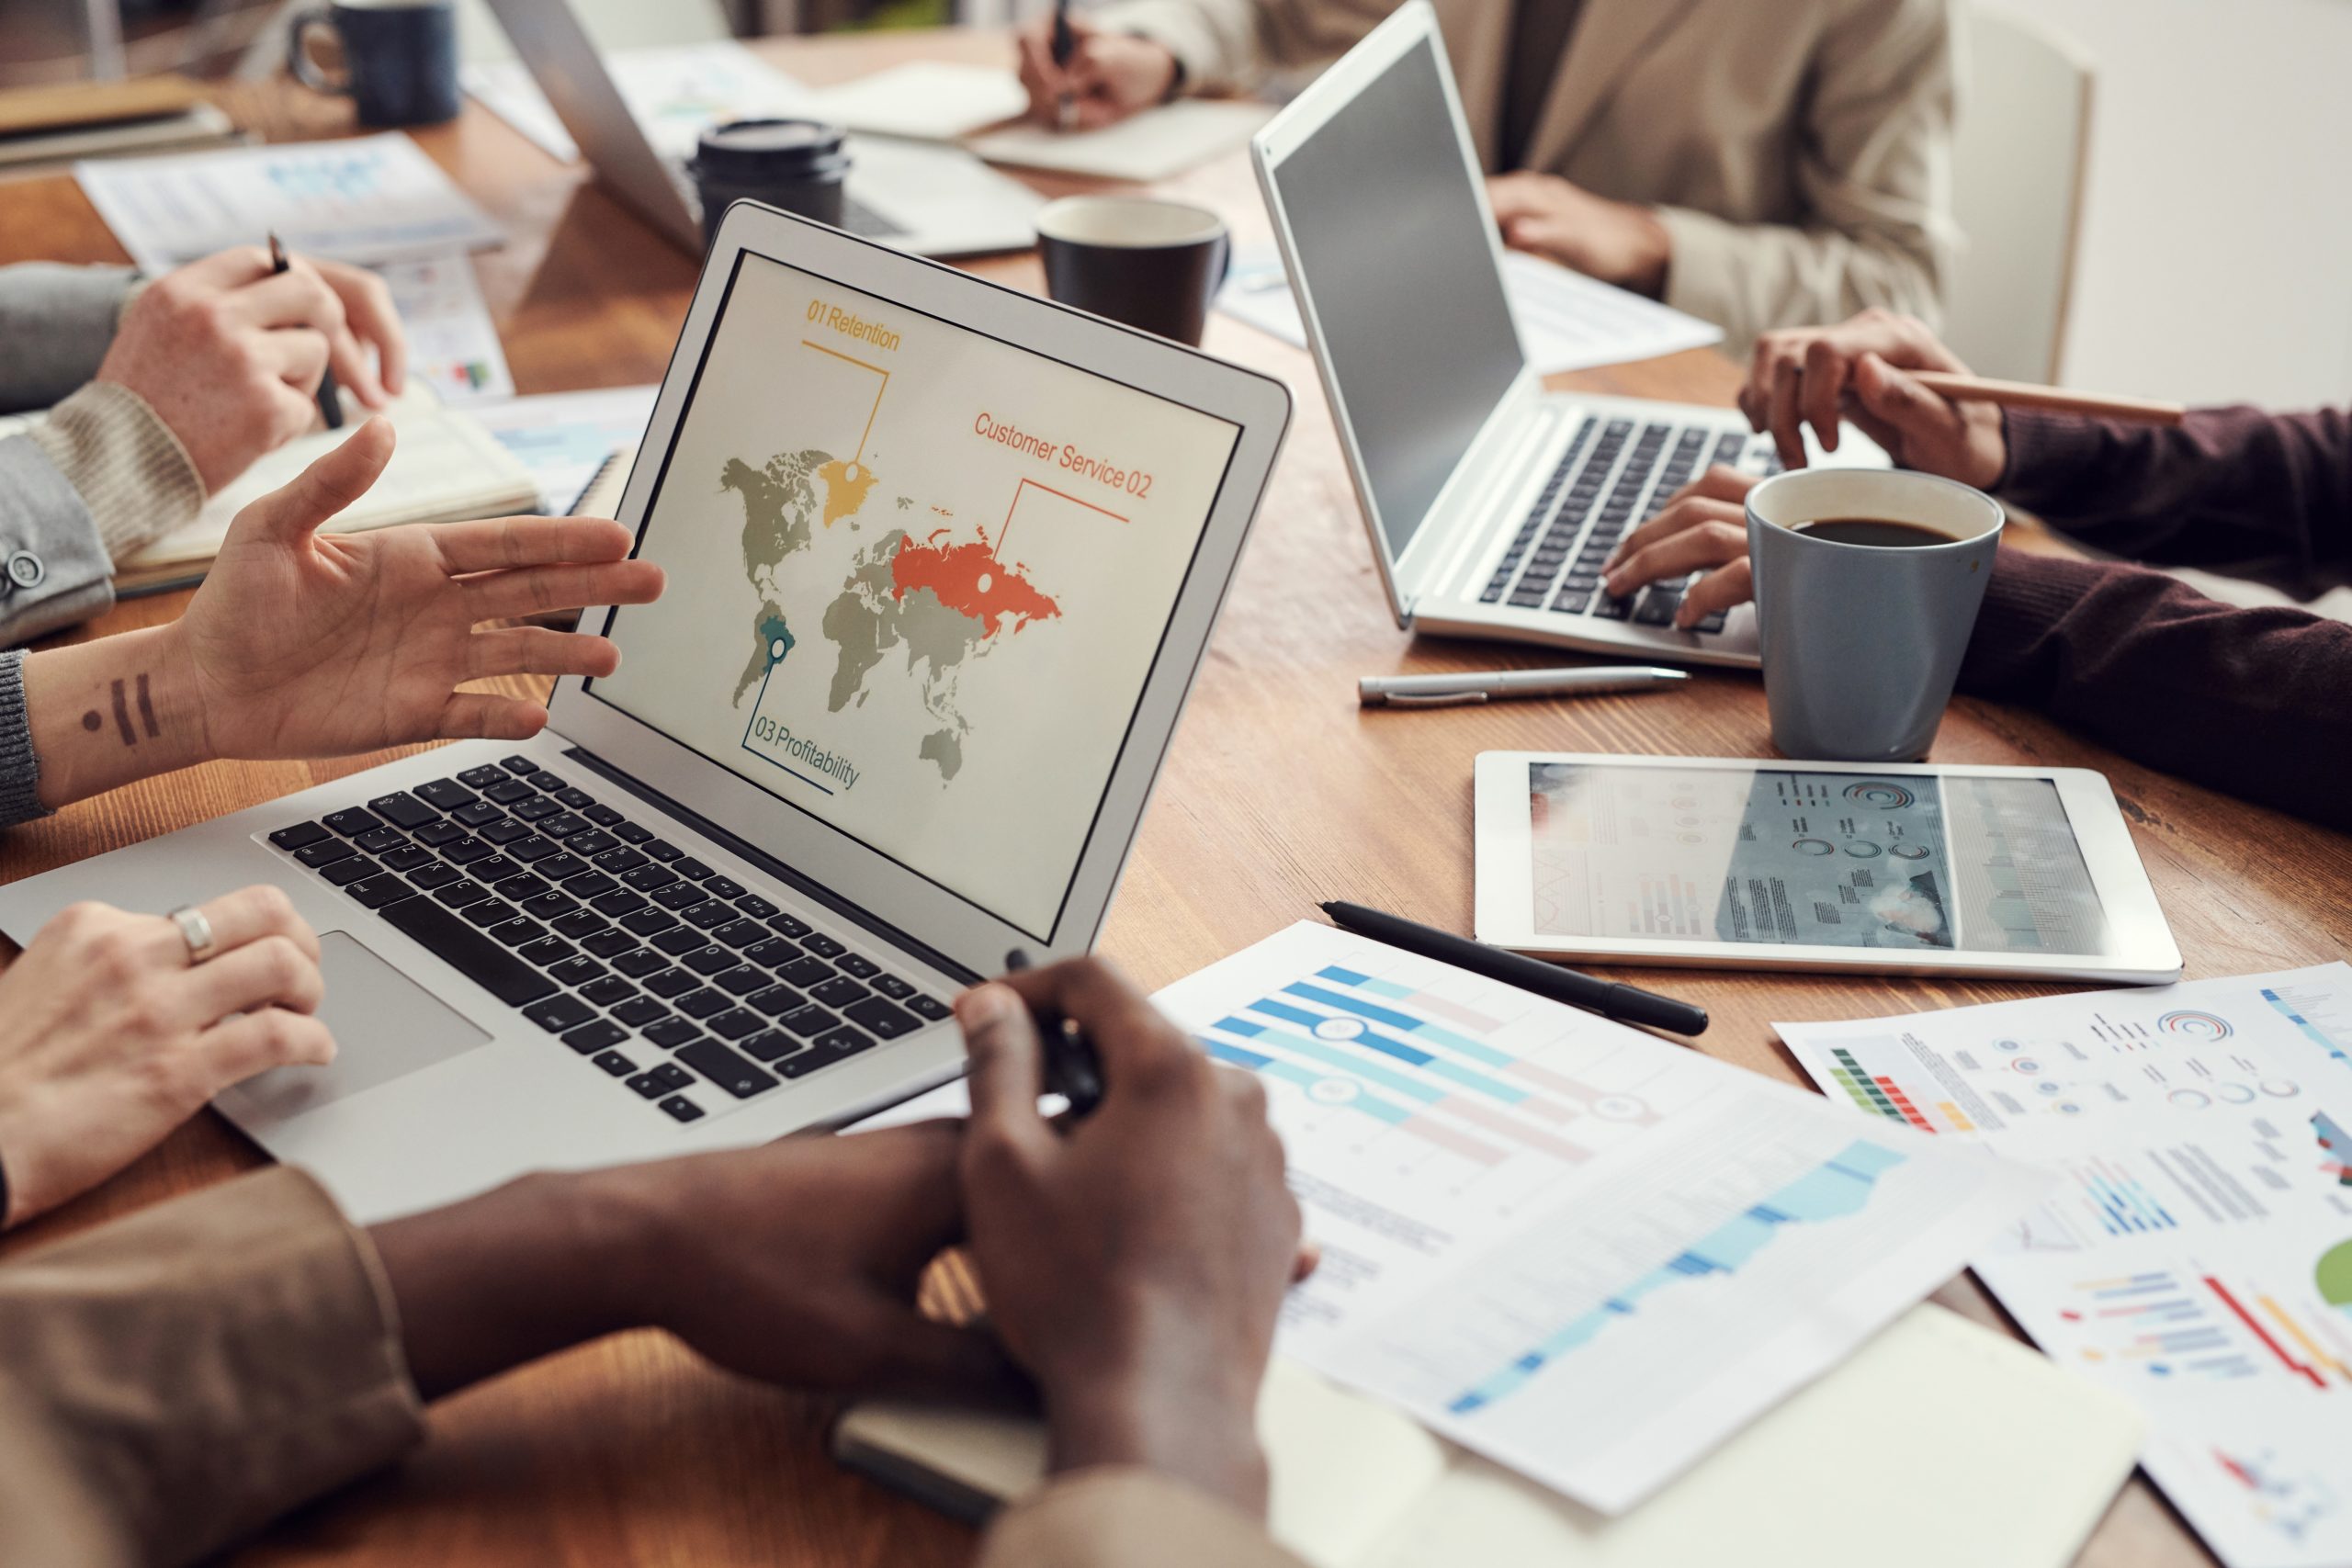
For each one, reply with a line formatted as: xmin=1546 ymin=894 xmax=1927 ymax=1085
xmin=1357 ymin=665 xmax=1689 ymax=707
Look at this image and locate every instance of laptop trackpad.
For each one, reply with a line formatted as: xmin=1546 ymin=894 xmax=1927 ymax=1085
xmin=230 ymin=931 xmax=493 ymax=1118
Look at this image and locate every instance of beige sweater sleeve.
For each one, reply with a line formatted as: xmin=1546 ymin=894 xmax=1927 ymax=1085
xmin=0 ymin=1168 xmax=427 ymax=1568
xmin=25 ymin=379 xmax=206 ymax=564
xmin=976 ymin=1468 xmax=1312 ymax=1568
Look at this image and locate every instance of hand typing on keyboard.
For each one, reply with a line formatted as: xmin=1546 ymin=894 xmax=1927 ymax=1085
xmin=1600 ymin=464 xmax=1766 ymax=631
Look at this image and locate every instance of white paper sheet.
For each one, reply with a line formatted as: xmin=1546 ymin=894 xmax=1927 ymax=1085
xmin=463 ymin=41 xmax=811 ymax=164
xmin=1778 ymin=964 xmax=2352 ymax=1568
xmin=810 ymin=62 xmax=1028 ymax=142
xmin=965 ymin=99 xmax=1272 ymax=182
xmin=1149 ymin=921 xmax=2046 ymax=1514
xmin=373 ymin=252 xmax=512 ymax=404
xmin=469 ymin=384 xmax=658 ymax=513
xmin=74 ymin=133 xmax=504 ymax=275
xmin=1221 ymin=246 xmax=1723 ymax=374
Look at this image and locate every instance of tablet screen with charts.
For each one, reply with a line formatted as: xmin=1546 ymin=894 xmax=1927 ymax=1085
xmin=1472 ymin=753 xmax=2180 ymax=983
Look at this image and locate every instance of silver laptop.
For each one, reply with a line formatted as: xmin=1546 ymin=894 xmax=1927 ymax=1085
xmin=0 ymin=203 xmax=1289 ymax=1223
xmin=487 ymin=0 xmax=1041 ymax=257
xmin=1251 ymin=3 xmax=1883 ymax=671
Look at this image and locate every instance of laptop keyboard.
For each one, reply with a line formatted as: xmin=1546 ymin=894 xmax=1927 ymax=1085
xmin=1478 ymin=416 xmax=1781 ymax=629
xmin=264 ymin=757 xmax=950 ymax=1123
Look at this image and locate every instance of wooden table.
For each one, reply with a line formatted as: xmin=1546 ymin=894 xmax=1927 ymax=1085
xmin=6 ymin=27 xmax=2335 ymax=1568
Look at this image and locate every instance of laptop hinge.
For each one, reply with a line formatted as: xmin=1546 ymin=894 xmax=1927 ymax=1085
xmin=560 ymin=746 xmax=981 ymax=987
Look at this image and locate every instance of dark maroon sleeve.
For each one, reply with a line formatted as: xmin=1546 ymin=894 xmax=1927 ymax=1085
xmin=1956 ymin=547 xmax=2352 ymax=829
xmin=1997 ymin=406 xmax=2352 ymax=590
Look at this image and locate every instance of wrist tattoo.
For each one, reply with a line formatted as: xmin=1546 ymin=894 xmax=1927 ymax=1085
xmin=85 ymin=674 xmax=160 ymax=747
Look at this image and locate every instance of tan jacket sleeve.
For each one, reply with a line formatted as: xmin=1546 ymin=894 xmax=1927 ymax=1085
xmin=0 ymin=1167 xmax=427 ymax=1568
xmin=976 ymin=1468 xmax=1311 ymax=1568
xmin=1084 ymin=0 xmax=1390 ymax=92
xmin=1656 ymin=0 xmax=1958 ymax=344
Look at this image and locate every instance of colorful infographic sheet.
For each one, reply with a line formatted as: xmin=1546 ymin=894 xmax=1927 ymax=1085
xmin=1779 ymin=964 xmax=2352 ymax=1568
xmin=1154 ymin=922 xmax=2049 ymax=1514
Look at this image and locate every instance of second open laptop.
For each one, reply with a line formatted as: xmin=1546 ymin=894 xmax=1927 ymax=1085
xmin=1252 ymin=2 xmax=1884 ymax=671
xmin=0 ymin=201 xmax=1289 ymax=1223
xmin=486 ymin=0 xmax=1041 ymax=258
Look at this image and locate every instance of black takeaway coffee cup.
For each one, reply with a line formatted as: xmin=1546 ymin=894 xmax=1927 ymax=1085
xmin=687 ymin=118 xmax=854 ymax=248
xmin=1036 ymin=196 xmax=1230 ymax=346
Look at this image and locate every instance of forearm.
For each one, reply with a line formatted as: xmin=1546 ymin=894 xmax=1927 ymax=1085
xmin=1997 ymin=407 xmax=2352 ymax=584
xmin=1090 ymin=0 xmax=1381 ymax=90
xmin=18 ymin=623 xmax=209 ymax=809
xmin=1654 ymin=208 xmax=1945 ymax=348
xmin=1957 ymin=547 xmax=2352 ymax=829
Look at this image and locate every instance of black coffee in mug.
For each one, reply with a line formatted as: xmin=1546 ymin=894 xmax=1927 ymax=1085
xmin=288 ymin=0 xmax=459 ymax=129
xmin=1036 ymin=196 xmax=1229 ymax=347
xmin=1790 ymin=517 xmax=1956 ymax=548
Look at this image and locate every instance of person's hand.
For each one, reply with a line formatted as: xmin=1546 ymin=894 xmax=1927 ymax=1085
xmin=176 ymin=416 xmax=664 ymax=761
xmin=371 ymin=1121 xmax=1020 ymax=1404
xmin=1601 ymin=465 xmax=1762 ymax=628
xmin=0 ymin=887 xmax=329 ymax=1225
xmin=1487 ymin=172 xmax=1672 ymax=297
xmin=956 ymin=960 xmax=1301 ymax=1516
xmin=1743 ymin=309 xmax=2006 ymax=481
xmin=1016 ymin=16 xmax=1179 ymax=130
xmin=94 ymin=246 xmax=404 ymax=492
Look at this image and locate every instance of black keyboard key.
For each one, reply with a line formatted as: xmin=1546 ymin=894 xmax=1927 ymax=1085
xmin=561 ymin=870 xmax=618 ymax=900
xmin=1592 ymin=593 xmax=1634 ymax=621
xmin=743 ymin=937 xmax=800 ymax=969
xmin=644 ymin=967 xmax=698 ymax=998
xmin=415 ymin=778 xmax=477 ymax=811
xmin=775 ymin=956 xmax=835 ymax=989
xmin=676 ymin=1040 xmax=776 ymax=1099
xmin=647 ymin=928 xmax=702 ymax=957
xmin=650 ymin=882 xmax=703 ymax=911
xmin=673 ymin=857 xmax=715 ymax=881
xmin=682 ymin=945 xmax=736 ymax=976
xmin=620 ymin=908 xmax=678 ymax=938
xmin=614 ymin=822 xmax=652 ymax=844
xmin=704 ymin=875 xmax=746 ymax=900
xmin=1552 ymin=590 xmax=1592 ymax=614
xmin=643 ymin=839 xmax=684 ymax=862
xmin=413 ymin=819 xmax=467 ymax=848
xmin=801 ymin=932 xmax=846 ymax=958
xmin=512 ymin=795 xmax=562 ymax=822
xmin=536 ymin=853 xmax=589 ymax=883
xmin=509 ymin=836 xmax=560 ymax=863
xmin=781 ymin=1029 xmax=877 ymax=1079
xmin=583 ymin=803 xmax=623 ymax=826
xmin=435 ymin=878 xmax=492 ymax=908
xmin=552 ymin=909 xmax=607 ymax=941
xmin=748 ymin=985 xmax=805 ymax=1018
xmin=814 ymin=1025 xmax=878 ymax=1060
xmin=565 ymin=829 xmax=619 ymax=859
xmin=269 ymin=820 xmax=332 ymax=851
xmin=382 ymin=896 xmax=556 ymax=1006
xmin=489 ymin=918 xmax=548 ymax=948
xmin=612 ymin=996 xmax=670 ymax=1027
xmin=380 ymin=845 xmax=434 ymax=874
xmin=494 ymin=874 xmax=547 ymax=902
xmin=442 ymin=836 xmax=492 ymax=865
xmin=483 ymin=778 xmax=535 ymax=806
xmin=458 ymin=764 xmax=507 ymax=789
xmin=368 ymin=792 xmax=438 ymax=830
xmin=682 ymin=900 xmax=734 ymax=930
xmin=676 ymin=988 xmax=729 ymax=1020
xmin=540 ymin=813 xmax=592 ymax=840
xmin=500 ymin=755 xmax=540 ymax=775
xmin=711 ymin=919 xmax=768 ymax=951
xmin=1633 ymin=590 xmax=1680 ymax=626
xmin=709 ymin=1009 xmax=764 ymax=1041
xmin=452 ymin=800 xmax=505 ymax=829
xmin=466 ymin=854 xmax=521 ymax=883
xmin=741 ymin=1030 xmax=801 ymax=1063
xmin=624 ymin=865 xmax=680 ymax=895
xmin=595 ymin=846 xmax=651 ymax=874
xmin=835 ymin=953 xmax=881 ymax=979
xmin=562 ymin=1020 xmax=626 ymax=1055
xmin=612 ymin=948 xmax=668 ymax=977
xmin=765 ymin=912 xmax=812 ymax=939
xmin=732 ymin=894 xmax=779 ymax=919
xmin=322 ymin=856 xmax=379 ymax=887
xmin=905 ymin=995 xmax=951 ymax=1021
xmin=325 ymin=807 xmax=382 ymax=837
xmin=548 ymin=955 xmax=605 ymax=987
xmin=581 ymin=976 xmax=638 ymax=1008
xmin=844 ymin=996 xmax=922 ymax=1040
xmin=584 ymin=931 xmax=639 ymax=960
xmin=592 ymin=1048 xmax=636 ymax=1077
xmin=593 ymin=889 xmax=649 ymax=918
xmin=529 ymin=772 xmax=569 ymax=794
xmin=295 ymin=837 xmax=356 ymax=867
xmin=521 ymin=892 xmax=576 ymax=921
xmin=525 ymin=994 xmax=596 ymax=1032
xmin=556 ymin=787 xmax=594 ymax=810
xmin=714 ymin=965 xmax=768 ymax=997
xmin=646 ymin=1019 xmax=706 ymax=1049
xmin=870 ymin=973 xmax=916 ymax=1000
xmin=810 ymin=976 xmax=868 ymax=1010
xmin=462 ymin=899 xmax=518 ymax=929
xmin=406 ymin=862 xmax=461 ymax=892
xmin=626 ymin=1070 xmax=673 ymax=1100
xmin=518 ymin=937 xmax=577 ymax=968
xmin=780 ymin=1003 xmax=838 ymax=1038
xmin=659 ymin=1095 xmax=705 ymax=1122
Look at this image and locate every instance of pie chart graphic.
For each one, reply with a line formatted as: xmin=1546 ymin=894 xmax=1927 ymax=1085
xmin=1845 ymin=781 xmax=1917 ymax=810
xmin=1792 ymin=838 xmax=1836 ymax=856
xmin=2317 ymin=1240 xmax=2352 ymax=1318
xmin=2157 ymin=1009 xmax=2233 ymax=1041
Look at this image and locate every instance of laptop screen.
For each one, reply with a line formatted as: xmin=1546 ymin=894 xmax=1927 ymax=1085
xmin=588 ymin=251 xmax=1242 ymax=941
xmin=1266 ymin=31 xmax=1526 ymax=558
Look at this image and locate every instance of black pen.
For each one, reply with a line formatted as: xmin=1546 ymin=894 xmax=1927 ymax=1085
xmin=1004 ymin=949 xmax=1105 ymax=1118
xmin=1319 ymin=900 xmax=1709 ymax=1036
xmin=268 ymin=232 xmax=343 ymax=431
xmin=1050 ymin=0 xmax=1079 ymax=131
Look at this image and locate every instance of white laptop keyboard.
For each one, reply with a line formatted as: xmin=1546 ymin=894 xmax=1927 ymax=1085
xmin=1479 ymin=414 xmax=1780 ymax=629
xmin=264 ymin=755 xmax=949 ymax=1125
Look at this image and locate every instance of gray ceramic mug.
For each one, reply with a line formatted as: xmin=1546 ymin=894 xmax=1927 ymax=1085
xmin=1747 ymin=468 xmax=2004 ymax=761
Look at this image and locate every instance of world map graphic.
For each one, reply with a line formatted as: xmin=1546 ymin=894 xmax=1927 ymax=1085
xmin=723 ymin=447 xmax=1062 ymax=782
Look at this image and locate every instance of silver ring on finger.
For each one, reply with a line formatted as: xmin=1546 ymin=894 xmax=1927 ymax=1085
xmin=168 ymin=905 xmax=218 ymax=964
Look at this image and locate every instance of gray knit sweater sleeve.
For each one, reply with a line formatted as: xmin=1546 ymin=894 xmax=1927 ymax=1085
xmin=0 ymin=650 xmax=42 ymax=826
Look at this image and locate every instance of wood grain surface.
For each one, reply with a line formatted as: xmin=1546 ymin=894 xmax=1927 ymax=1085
xmin=3 ymin=28 xmax=2333 ymax=1566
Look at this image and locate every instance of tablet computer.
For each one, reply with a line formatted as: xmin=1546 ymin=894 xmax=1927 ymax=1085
xmin=1474 ymin=753 xmax=2181 ymax=983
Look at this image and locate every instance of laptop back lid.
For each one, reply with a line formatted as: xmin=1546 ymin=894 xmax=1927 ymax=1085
xmin=1252 ymin=2 xmax=1541 ymax=624
xmin=549 ymin=201 xmax=1291 ymax=980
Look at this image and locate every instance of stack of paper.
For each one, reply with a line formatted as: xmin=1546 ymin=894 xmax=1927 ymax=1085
xmin=964 ymin=99 xmax=1273 ymax=182
xmin=809 ymin=62 xmax=1027 ymax=142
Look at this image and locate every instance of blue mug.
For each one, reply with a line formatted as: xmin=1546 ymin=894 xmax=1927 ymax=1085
xmin=288 ymin=0 xmax=460 ymax=129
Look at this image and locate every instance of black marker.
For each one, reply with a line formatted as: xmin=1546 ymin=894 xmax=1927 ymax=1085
xmin=1004 ymin=948 xmax=1104 ymax=1118
xmin=1319 ymin=900 xmax=1709 ymax=1036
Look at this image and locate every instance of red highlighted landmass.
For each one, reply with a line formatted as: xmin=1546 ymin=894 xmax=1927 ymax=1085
xmin=889 ymin=530 xmax=1061 ymax=634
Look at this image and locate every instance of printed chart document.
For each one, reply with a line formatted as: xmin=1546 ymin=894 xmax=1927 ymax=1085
xmin=965 ymin=99 xmax=1272 ymax=181
xmin=74 ymin=133 xmax=503 ymax=274
xmin=374 ymin=253 xmax=512 ymax=404
xmin=1779 ymin=964 xmax=2352 ymax=1568
xmin=470 ymin=384 xmax=658 ymax=513
xmin=1148 ymin=921 xmax=2048 ymax=1513
xmin=464 ymin=42 xmax=810 ymax=164
xmin=810 ymin=62 xmax=1027 ymax=142
xmin=1220 ymin=247 xmax=1723 ymax=374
